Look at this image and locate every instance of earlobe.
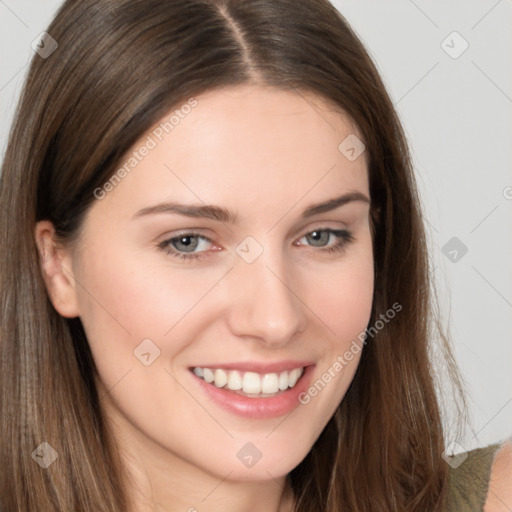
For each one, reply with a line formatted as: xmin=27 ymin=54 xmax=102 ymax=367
xmin=34 ymin=220 xmax=80 ymax=318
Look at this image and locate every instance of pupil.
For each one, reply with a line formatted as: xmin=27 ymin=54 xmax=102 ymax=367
xmin=307 ymin=230 xmax=329 ymax=247
xmin=173 ymin=235 xmax=198 ymax=252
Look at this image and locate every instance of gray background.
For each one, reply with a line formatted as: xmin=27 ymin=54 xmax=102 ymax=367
xmin=1 ymin=0 xmax=511 ymax=451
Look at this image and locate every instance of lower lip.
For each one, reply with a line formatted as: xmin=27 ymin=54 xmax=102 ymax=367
xmin=189 ymin=365 xmax=315 ymax=419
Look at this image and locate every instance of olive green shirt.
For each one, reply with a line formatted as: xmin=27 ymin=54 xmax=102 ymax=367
xmin=446 ymin=443 xmax=501 ymax=511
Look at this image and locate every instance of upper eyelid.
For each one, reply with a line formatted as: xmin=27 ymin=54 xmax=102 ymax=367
xmin=171 ymin=220 xmax=349 ymax=237
xmin=162 ymin=230 xmax=214 ymax=244
xmin=166 ymin=226 xmax=346 ymax=239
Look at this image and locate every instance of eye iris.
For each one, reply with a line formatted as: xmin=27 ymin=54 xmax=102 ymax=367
xmin=306 ymin=230 xmax=330 ymax=247
xmin=172 ymin=235 xmax=199 ymax=252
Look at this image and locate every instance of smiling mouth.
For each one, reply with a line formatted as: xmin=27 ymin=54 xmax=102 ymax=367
xmin=190 ymin=366 xmax=305 ymax=398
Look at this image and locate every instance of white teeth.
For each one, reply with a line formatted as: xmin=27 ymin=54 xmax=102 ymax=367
xmin=214 ymin=369 xmax=227 ymax=388
xmin=261 ymin=373 xmax=279 ymax=394
xmin=288 ymin=368 xmax=302 ymax=387
xmin=243 ymin=372 xmax=261 ymax=394
xmin=203 ymin=368 xmax=214 ymax=383
xmin=227 ymin=370 xmax=242 ymax=390
xmin=278 ymin=371 xmax=289 ymax=391
xmin=192 ymin=366 xmax=305 ymax=395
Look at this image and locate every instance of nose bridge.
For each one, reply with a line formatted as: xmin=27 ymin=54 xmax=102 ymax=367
xmin=226 ymin=243 xmax=305 ymax=344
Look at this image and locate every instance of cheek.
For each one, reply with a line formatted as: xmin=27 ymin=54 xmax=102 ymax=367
xmin=73 ymin=240 xmax=229 ymax=384
xmin=308 ymin=244 xmax=374 ymax=345
xmin=299 ymin=242 xmax=374 ymax=407
xmin=321 ymin=272 xmax=373 ymax=337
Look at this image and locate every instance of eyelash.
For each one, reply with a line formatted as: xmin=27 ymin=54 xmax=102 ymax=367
xmin=158 ymin=228 xmax=354 ymax=262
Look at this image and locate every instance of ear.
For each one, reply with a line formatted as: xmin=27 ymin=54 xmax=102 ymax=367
xmin=34 ymin=220 xmax=80 ymax=318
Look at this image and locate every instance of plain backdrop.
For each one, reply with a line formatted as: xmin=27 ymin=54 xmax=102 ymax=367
xmin=1 ymin=0 xmax=511 ymax=452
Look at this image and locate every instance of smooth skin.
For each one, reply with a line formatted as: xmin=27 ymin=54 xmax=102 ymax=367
xmin=484 ymin=440 xmax=512 ymax=511
xmin=35 ymin=84 xmax=374 ymax=512
xmin=34 ymin=84 xmax=512 ymax=512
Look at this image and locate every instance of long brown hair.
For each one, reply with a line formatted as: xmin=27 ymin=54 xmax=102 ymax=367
xmin=0 ymin=0 xmax=461 ymax=510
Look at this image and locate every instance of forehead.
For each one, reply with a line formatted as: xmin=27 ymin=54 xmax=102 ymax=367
xmin=94 ymin=84 xmax=369 ymax=221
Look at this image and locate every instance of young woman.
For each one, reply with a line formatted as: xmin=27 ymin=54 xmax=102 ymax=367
xmin=0 ymin=0 xmax=510 ymax=510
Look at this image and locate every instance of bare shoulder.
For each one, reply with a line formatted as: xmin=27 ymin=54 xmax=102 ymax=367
xmin=484 ymin=440 xmax=512 ymax=512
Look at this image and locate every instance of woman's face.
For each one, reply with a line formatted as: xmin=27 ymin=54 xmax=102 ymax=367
xmin=48 ymin=85 xmax=373 ymax=485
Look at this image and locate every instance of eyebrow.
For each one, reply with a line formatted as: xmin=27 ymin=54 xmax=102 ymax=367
xmin=301 ymin=191 xmax=370 ymax=217
xmin=132 ymin=191 xmax=370 ymax=223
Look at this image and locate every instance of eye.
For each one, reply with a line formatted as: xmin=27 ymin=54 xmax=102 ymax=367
xmin=303 ymin=230 xmax=331 ymax=247
xmin=157 ymin=227 xmax=354 ymax=262
xmin=295 ymin=228 xmax=354 ymax=253
xmin=170 ymin=234 xmax=210 ymax=253
xmin=158 ymin=233 xmax=215 ymax=261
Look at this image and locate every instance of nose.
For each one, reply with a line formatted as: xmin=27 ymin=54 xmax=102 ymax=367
xmin=224 ymin=250 xmax=306 ymax=347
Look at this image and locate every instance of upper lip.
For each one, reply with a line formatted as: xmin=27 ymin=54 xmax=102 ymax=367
xmin=189 ymin=360 xmax=314 ymax=374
